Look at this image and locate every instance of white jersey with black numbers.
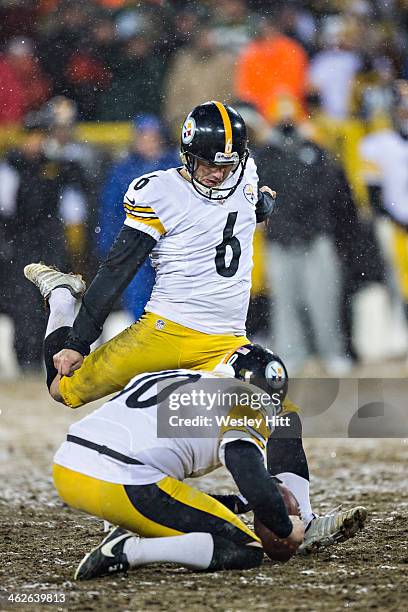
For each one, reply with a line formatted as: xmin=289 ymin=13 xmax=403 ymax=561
xmin=360 ymin=129 xmax=408 ymax=224
xmin=122 ymin=158 xmax=259 ymax=334
xmin=53 ymin=369 xmax=269 ymax=486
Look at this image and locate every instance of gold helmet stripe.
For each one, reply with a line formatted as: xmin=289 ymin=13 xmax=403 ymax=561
xmin=212 ymin=100 xmax=233 ymax=154
xmin=221 ymin=346 xmax=243 ymax=364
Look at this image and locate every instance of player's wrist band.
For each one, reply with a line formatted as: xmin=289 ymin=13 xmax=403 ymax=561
xmin=63 ymin=338 xmax=91 ymax=356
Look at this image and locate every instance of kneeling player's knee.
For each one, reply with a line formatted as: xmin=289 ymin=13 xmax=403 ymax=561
xmin=208 ymin=535 xmax=263 ymax=571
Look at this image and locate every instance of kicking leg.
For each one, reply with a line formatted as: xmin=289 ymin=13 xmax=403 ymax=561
xmin=23 ymin=263 xmax=86 ymax=402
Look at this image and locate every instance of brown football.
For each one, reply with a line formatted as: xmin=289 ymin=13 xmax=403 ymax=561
xmin=254 ymin=483 xmax=301 ymax=563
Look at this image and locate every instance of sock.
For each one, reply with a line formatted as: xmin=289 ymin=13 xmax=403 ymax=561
xmin=275 ymin=471 xmax=314 ymax=526
xmin=210 ymin=493 xmax=251 ymax=514
xmin=123 ymin=532 xmax=214 ymax=570
xmin=208 ymin=535 xmax=263 ymax=571
xmin=267 ymin=413 xmax=313 ymax=526
xmin=46 ymin=288 xmax=76 ymax=338
xmin=43 ymin=327 xmax=71 ymax=389
xmin=267 ymin=413 xmax=309 ymax=481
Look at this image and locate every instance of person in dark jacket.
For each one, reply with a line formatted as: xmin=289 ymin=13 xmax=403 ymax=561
xmin=2 ymin=115 xmax=87 ymax=373
xmin=256 ymin=119 xmax=359 ymax=375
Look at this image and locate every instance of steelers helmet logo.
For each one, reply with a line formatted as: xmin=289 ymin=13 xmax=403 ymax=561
xmin=243 ymin=183 xmax=257 ymax=204
xmin=182 ymin=116 xmax=196 ymax=144
xmin=265 ymin=360 xmax=286 ymax=389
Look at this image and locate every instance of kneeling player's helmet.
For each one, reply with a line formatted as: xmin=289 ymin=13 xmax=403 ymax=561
xmin=180 ymin=100 xmax=249 ymax=200
xmin=219 ymin=344 xmax=288 ymax=404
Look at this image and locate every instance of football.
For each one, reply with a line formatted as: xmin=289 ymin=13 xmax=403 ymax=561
xmin=254 ymin=483 xmax=301 ymax=563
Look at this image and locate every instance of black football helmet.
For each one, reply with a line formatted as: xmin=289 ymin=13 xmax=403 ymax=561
xmin=180 ymin=100 xmax=249 ymax=200
xmin=219 ymin=344 xmax=288 ymax=404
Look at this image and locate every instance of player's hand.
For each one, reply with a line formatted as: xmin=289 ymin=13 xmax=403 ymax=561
xmin=260 ymin=185 xmax=276 ymax=199
xmin=257 ymin=186 xmax=277 ymax=227
xmin=286 ymin=515 xmax=305 ymax=548
xmin=53 ymin=349 xmax=84 ymax=377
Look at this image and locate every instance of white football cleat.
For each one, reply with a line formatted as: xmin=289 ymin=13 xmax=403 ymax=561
xmin=24 ymin=262 xmax=86 ymax=300
xmin=298 ymin=506 xmax=368 ymax=554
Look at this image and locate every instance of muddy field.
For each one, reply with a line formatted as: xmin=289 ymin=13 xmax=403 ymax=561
xmin=0 ymin=376 xmax=407 ymax=612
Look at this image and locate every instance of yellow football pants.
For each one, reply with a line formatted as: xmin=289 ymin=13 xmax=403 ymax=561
xmin=53 ymin=464 xmax=258 ymax=545
xmin=59 ymin=312 xmax=249 ymax=408
xmin=392 ymin=224 xmax=408 ymax=301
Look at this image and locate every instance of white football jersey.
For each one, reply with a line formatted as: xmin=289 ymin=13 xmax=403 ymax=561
xmin=54 ymin=369 xmax=268 ymax=486
xmin=360 ymin=129 xmax=408 ymax=224
xmin=122 ymin=159 xmax=259 ymax=334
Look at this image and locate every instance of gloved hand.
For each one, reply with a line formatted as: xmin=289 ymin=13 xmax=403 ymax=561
xmin=255 ymin=186 xmax=277 ymax=223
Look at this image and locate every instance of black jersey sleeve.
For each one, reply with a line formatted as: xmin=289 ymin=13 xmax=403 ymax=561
xmin=64 ymin=226 xmax=157 ymax=356
xmin=224 ymin=439 xmax=293 ymax=538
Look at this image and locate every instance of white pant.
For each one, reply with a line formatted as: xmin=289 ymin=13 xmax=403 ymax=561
xmin=265 ymin=235 xmax=345 ymax=372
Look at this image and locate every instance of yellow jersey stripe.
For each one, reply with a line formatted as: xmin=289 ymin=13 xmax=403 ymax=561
xmin=124 ymin=201 xmax=155 ymax=212
xmin=125 ymin=213 xmax=166 ymax=235
xmin=124 ymin=205 xmax=155 ymax=215
xmin=212 ymin=100 xmax=232 ymax=154
xmin=157 ymin=476 xmax=259 ymax=542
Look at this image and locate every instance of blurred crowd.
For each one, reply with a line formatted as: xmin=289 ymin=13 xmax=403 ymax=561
xmin=1 ymin=0 xmax=408 ymax=125
xmin=1 ymin=0 xmax=408 ymax=376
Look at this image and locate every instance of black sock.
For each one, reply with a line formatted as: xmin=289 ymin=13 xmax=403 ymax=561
xmin=267 ymin=412 xmax=310 ymax=481
xmin=43 ymin=327 xmax=70 ymax=389
xmin=210 ymin=494 xmax=251 ymax=514
xmin=208 ymin=535 xmax=263 ymax=571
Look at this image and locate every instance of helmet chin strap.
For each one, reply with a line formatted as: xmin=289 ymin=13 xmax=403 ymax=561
xmin=182 ymin=151 xmax=248 ymax=201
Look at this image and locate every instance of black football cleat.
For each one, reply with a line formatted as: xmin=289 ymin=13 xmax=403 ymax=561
xmin=74 ymin=526 xmax=132 ymax=580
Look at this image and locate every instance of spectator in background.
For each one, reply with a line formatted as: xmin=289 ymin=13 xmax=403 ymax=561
xmin=276 ymin=2 xmax=318 ymax=55
xmin=349 ymin=55 xmax=396 ymax=125
xmin=98 ymin=114 xmax=178 ymax=320
xmin=169 ymin=6 xmax=202 ymax=52
xmin=38 ymin=96 xmax=101 ymax=276
xmin=114 ymin=0 xmax=174 ymax=59
xmin=359 ymin=80 xmax=408 ymax=326
xmin=234 ymin=11 xmax=309 ymax=121
xmin=209 ymin=0 xmax=255 ymax=54
xmin=63 ymin=17 xmax=116 ymax=120
xmin=96 ymin=31 xmax=165 ymax=121
xmin=256 ymin=103 xmax=353 ymax=375
xmin=164 ymin=27 xmax=236 ymax=138
xmin=0 ymin=37 xmax=50 ymax=124
xmin=1 ymin=111 xmax=87 ymax=373
xmin=308 ymin=15 xmax=363 ymax=120
xmin=38 ymin=4 xmax=91 ymax=97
